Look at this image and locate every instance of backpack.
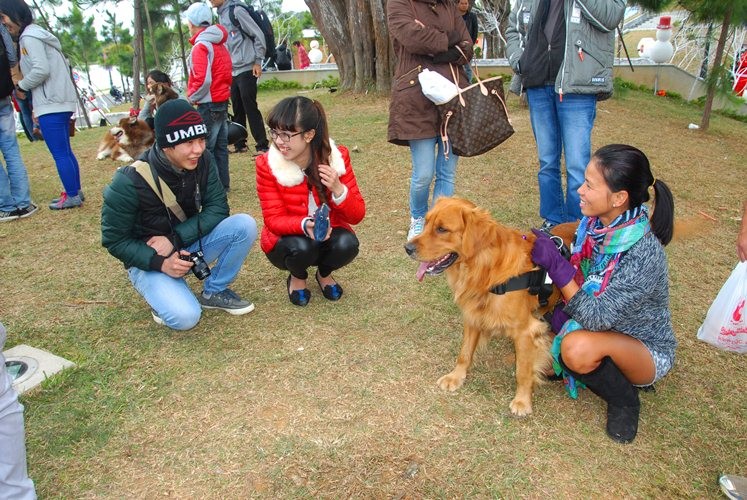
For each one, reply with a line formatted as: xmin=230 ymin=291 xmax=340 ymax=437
xmin=0 ymin=34 xmax=15 ymax=99
xmin=228 ymin=2 xmax=276 ymax=62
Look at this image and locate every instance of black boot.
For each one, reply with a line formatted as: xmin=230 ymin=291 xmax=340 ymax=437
xmin=559 ymin=355 xmax=640 ymax=444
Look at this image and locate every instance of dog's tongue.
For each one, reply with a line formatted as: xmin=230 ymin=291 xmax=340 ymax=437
xmin=416 ymin=262 xmax=429 ymax=282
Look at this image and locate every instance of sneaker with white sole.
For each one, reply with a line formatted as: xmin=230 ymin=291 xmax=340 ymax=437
xmin=198 ymin=288 xmax=255 ymax=315
xmin=151 ymin=310 xmax=165 ymax=326
xmin=407 ymin=216 xmax=425 ymax=241
xmin=0 ymin=209 xmax=19 ymax=222
xmin=720 ymin=475 xmax=747 ymax=500
xmin=13 ymin=203 xmax=38 ymax=219
xmin=49 ymin=192 xmax=82 ymax=210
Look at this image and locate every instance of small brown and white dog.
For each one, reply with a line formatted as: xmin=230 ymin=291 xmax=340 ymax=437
xmin=96 ymin=83 xmax=177 ymax=162
xmin=405 ymin=197 xmax=576 ymax=416
xmin=96 ymin=116 xmax=154 ymax=162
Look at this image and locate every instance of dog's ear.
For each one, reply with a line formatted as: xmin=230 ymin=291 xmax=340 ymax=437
xmin=460 ymin=207 xmax=483 ymax=260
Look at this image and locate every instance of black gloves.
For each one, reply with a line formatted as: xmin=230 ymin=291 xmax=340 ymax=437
xmin=433 ymin=41 xmax=471 ymax=65
xmin=433 ymin=46 xmax=463 ymax=64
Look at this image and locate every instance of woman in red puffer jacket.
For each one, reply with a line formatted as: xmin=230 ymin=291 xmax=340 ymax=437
xmin=255 ymin=96 xmax=365 ymax=306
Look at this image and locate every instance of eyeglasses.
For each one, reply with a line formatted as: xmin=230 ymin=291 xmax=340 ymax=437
xmin=270 ymin=129 xmax=303 ymax=142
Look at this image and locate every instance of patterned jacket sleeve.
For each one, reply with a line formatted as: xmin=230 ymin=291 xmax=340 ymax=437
xmin=563 ymin=234 xmax=668 ymax=332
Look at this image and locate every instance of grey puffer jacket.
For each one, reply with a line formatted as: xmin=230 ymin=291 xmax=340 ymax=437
xmin=505 ymin=0 xmax=625 ymax=99
xmin=18 ymin=24 xmax=77 ymax=116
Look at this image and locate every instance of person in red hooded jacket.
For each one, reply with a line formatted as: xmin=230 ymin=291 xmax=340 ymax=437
xmin=186 ymin=2 xmax=233 ymax=191
xmin=255 ymin=96 xmax=365 ymax=306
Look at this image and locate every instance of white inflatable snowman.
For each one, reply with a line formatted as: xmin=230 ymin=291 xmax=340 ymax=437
xmin=639 ymin=15 xmax=674 ymax=63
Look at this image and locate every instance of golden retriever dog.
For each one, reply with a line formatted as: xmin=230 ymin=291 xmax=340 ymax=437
xmin=96 ymin=116 xmax=155 ymax=162
xmin=405 ymin=197 xmax=576 ymax=416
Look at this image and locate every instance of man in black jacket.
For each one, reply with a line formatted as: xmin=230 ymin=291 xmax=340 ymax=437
xmin=101 ymin=99 xmax=258 ymax=330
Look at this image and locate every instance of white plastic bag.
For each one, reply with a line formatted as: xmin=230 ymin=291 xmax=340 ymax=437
xmin=697 ymin=261 xmax=747 ymax=353
xmin=418 ymin=68 xmax=459 ymax=105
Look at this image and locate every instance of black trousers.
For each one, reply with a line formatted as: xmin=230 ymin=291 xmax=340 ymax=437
xmin=230 ymin=70 xmax=269 ymax=151
xmin=266 ymin=228 xmax=360 ymax=279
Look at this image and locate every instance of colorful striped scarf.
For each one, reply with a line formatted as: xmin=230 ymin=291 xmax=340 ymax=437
xmin=551 ymin=205 xmax=651 ymax=398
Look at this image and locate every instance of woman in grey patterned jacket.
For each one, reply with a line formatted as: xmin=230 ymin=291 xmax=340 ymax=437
xmin=532 ymin=144 xmax=676 ymax=444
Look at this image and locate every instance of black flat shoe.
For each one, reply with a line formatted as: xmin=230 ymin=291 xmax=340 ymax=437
xmin=287 ymin=274 xmax=310 ymax=306
xmin=315 ymin=272 xmax=343 ymax=301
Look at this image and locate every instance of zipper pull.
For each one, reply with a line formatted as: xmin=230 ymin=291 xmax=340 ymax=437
xmin=578 ymin=47 xmax=584 ymax=61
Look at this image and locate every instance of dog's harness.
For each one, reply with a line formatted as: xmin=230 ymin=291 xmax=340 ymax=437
xmin=489 ymin=231 xmax=571 ymax=307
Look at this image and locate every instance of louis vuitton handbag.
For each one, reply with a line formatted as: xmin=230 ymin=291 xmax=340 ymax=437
xmin=438 ymin=58 xmax=514 ymax=159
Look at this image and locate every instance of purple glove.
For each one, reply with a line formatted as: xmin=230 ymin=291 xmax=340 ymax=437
xmin=550 ymin=307 xmax=570 ymax=334
xmin=531 ymin=229 xmax=576 ymax=287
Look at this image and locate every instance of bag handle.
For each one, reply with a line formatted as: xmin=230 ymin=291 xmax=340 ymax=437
xmin=132 ymin=160 xmax=188 ymax=222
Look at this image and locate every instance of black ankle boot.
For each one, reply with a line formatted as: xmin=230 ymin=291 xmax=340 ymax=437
xmin=559 ymin=355 xmax=640 ymax=444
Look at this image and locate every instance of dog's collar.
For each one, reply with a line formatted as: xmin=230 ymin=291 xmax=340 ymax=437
xmin=490 ymin=268 xmax=554 ymax=307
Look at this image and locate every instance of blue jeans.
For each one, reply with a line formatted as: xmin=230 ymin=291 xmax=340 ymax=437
xmin=14 ymin=91 xmax=36 ymax=142
xmin=37 ymin=111 xmax=81 ymax=197
xmin=526 ymin=86 xmax=597 ymax=224
xmin=0 ymin=97 xmax=31 ymax=212
xmin=197 ymin=102 xmax=230 ymax=190
xmin=408 ymin=136 xmax=459 ymax=219
xmin=127 ymin=214 xmax=257 ymax=330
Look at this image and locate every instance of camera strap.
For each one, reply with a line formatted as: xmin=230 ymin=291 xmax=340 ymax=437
xmin=132 ymin=161 xmax=187 ymax=222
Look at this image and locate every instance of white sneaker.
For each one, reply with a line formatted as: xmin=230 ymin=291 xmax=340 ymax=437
xmin=720 ymin=475 xmax=747 ymax=500
xmin=407 ymin=217 xmax=425 ymax=241
xmin=151 ymin=310 xmax=165 ymax=326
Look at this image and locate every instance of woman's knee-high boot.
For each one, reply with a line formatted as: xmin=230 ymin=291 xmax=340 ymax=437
xmin=559 ymin=355 xmax=640 ymax=443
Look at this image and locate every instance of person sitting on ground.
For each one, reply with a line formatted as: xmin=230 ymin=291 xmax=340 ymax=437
xmin=102 ymin=99 xmax=257 ymax=330
xmin=255 ymin=96 xmax=365 ymax=306
xmin=531 ymin=143 xmax=676 ymax=444
xmin=138 ymin=69 xmax=175 ymax=129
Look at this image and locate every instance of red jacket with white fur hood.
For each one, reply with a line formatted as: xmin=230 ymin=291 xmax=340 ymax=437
xmin=255 ymin=141 xmax=366 ymax=253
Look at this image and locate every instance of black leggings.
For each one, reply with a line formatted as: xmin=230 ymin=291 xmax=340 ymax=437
xmin=265 ymin=227 xmax=359 ymax=279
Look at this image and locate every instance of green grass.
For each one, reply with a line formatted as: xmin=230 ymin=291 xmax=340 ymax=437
xmin=2 ymin=86 xmax=745 ymax=497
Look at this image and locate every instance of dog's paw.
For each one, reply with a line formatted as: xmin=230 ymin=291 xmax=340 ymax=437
xmin=437 ymin=372 xmax=465 ymax=392
xmin=115 ymin=153 xmax=134 ymax=163
xmin=96 ymin=151 xmax=109 ymax=160
xmin=509 ymin=397 xmax=533 ymax=417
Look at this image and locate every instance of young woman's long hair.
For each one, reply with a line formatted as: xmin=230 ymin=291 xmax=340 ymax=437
xmin=593 ymin=144 xmax=675 ymax=245
xmin=0 ymin=0 xmax=33 ymax=35
xmin=267 ymin=96 xmax=332 ymax=204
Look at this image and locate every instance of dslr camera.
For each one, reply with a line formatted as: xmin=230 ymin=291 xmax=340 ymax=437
xmin=179 ymin=250 xmax=211 ymax=280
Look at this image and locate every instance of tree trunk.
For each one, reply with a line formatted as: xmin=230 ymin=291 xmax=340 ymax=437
xmin=132 ymin=0 xmax=143 ymax=109
xmin=700 ymin=7 xmax=732 ymax=131
xmin=174 ymin=0 xmax=189 ymax=83
xmin=143 ymin=0 xmax=161 ymax=69
xmin=305 ymin=0 xmax=391 ymax=92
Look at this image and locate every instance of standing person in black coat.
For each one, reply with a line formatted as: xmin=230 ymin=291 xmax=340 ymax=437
xmin=457 ymin=0 xmax=478 ymax=82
